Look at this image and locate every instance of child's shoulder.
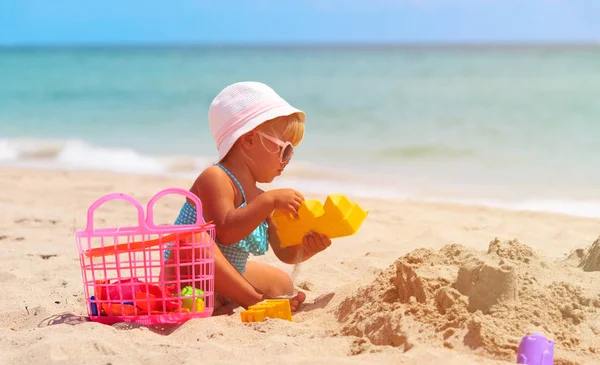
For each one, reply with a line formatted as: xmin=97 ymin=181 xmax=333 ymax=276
xmin=200 ymin=164 xmax=224 ymax=178
xmin=191 ymin=165 xmax=229 ymax=192
xmin=196 ymin=165 xmax=228 ymax=183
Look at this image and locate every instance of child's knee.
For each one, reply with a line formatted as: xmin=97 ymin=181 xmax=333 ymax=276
xmin=271 ymin=270 xmax=294 ymax=296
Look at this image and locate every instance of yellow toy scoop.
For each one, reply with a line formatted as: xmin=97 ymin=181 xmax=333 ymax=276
xmin=271 ymin=194 xmax=368 ymax=247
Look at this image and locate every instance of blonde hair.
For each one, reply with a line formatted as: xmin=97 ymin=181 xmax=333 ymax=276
xmin=255 ymin=113 xmax=305 ymax=147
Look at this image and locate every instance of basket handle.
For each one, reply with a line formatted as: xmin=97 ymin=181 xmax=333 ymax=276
xmin=145 ymin=188 xmax=207 ymax=229
xmin=85 ymin=193 xmax=145 ymax=233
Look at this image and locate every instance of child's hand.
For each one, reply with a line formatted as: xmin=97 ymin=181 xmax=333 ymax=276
xmin=302 ymin=231 xmax=331 ymax=255
xmin=265 ymin=189 xmax=304 ymax=217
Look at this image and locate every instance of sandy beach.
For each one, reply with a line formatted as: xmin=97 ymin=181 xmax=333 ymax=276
xmin=1 ymin=167 xmax=599 ymax=365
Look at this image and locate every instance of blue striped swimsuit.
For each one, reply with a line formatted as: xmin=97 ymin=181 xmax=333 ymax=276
xmin=164 ymin=163 xmax=269 ymax=274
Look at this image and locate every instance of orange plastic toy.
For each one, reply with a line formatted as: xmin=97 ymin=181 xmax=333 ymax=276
xmin=272 ymin=194 xmax=368 ymax=247
xmin=240 ymin=299 xmax=293 ymax=322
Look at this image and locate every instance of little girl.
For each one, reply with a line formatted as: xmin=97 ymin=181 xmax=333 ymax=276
xmin=167 ymin=81 xmax=331 ymax=312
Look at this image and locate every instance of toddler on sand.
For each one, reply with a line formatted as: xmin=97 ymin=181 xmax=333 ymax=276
xmin=165 ymin=81 xmax=332 ymax=311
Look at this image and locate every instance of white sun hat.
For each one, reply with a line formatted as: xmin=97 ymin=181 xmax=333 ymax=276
xmin=208 ymin=81 xmax=306 ymax=161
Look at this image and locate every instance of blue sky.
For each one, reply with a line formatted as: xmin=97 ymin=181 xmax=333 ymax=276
xmin=0 ymin=0 xmax=598 ymax=45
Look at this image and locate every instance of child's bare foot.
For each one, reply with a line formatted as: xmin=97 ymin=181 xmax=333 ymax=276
xmin=289 ymin=291 xmax=306 ymax=312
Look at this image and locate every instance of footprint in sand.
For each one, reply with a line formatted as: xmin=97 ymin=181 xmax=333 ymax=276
xmin=14 ymin=218 xmax=60 ymax=226
xmin=0 ymin=235 xmax=25 ymax=242
xmin=0 ymin=270 xmax=17 ymax=282
xmin=26 ymin=253 xmax=58 ymax=260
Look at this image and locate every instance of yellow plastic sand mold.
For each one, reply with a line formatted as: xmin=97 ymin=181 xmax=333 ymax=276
xmin=240 ymin=299 xmax=293 ymax=323
xmin=271 ymin=194 xmax=368 ymax=248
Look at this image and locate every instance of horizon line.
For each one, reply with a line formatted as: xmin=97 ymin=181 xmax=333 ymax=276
xmin=1 ymin=40 xmax=599 ymax=50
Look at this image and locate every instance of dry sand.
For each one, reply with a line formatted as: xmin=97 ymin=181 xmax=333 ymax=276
xmin=1 ymin=167 xmax=599 ymax=365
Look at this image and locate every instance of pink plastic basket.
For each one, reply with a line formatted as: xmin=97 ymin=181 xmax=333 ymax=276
xmin=75 ymin=188 xmax=215 ymax=325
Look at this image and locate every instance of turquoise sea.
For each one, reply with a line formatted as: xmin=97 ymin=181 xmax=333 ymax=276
xmin=1 ymin=45 xmax=599 ymax=217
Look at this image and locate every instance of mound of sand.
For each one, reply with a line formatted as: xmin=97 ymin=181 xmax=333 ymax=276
xmin=334 ymin=238 xmax=600 ymax=365
xmin=578 ymin=237 xmax=600 ymax=272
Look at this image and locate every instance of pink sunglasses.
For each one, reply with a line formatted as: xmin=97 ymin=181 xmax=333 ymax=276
xmin=256 ymin=131 xmax=294 ymax=163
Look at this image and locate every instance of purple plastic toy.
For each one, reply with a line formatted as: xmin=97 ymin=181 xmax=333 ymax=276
xmin=516 ymin=332 xmax=554 ymax=365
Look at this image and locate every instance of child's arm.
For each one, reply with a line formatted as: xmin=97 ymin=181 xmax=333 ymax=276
xmin=266 ymin=215 xmax=332 ymax=264
xmin=192 ymin=167 xmax=303 ymax=246
xmin=266 ymin=216 xmax=310 ymax=264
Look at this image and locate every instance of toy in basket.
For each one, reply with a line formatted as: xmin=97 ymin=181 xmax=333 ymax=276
xmin=75 ymin=188 xmax=215 ymax=325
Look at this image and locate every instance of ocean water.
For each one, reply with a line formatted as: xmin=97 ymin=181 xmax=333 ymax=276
xmin=1 ymin=45 xmax=600 ymax=217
